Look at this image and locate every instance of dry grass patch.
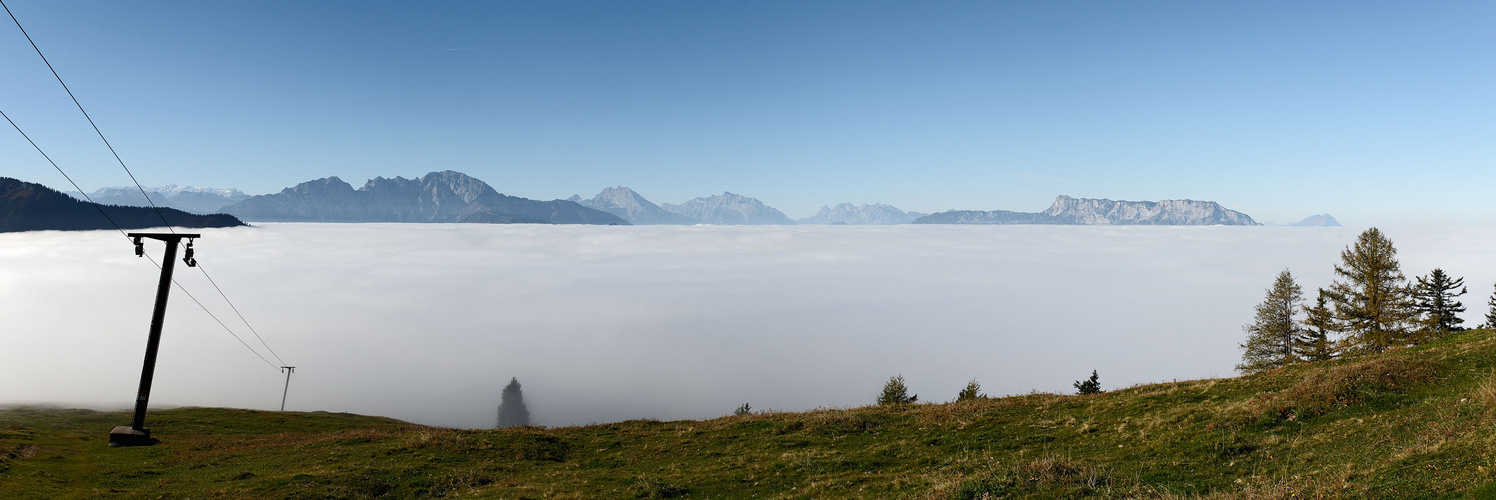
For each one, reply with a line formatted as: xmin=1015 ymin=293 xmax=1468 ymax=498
xmin=1237 ymin=357 xmax=1438 ymax=424
xmin=1472 ymin=372 xmax=1496 ymax=408
xmin=939 ymin=453 xmax=1111 ymax=499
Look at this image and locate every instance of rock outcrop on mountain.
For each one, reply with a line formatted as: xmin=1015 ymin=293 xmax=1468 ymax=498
xmin=221 ymin=171 xmax=626 ymax=225
xmin=1291 ymin=214 xmax=1341 ymax=227
xmin=797 ymin=203 xmax=913 ymax=225
xmin=661 ymin=192 xmax=794 ymax=225
xmin=2 ymin=177 xmax=245 ymax=232
xmin=913 ymin=196 xmax=1259 ymax=226
xmin=568 ymin=187 xmax=698 ymax=225
xmin=68 ymin=185 xmax=250 ymax=215
xmin=1039 ymin=196 xmax=1258 ymax=225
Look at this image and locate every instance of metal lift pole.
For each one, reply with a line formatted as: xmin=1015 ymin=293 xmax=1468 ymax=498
xmin=279 ymin=366 xmax=295 ymax=411
xmin=111 ymin=232 xmax=199 ymax=446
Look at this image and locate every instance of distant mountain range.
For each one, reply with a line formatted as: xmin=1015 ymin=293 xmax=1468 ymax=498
xmin=661 ymin=192 xmax=795 ymax=225
xmin=2 ymin=177 xmax=245 ymax=232
xmin=222 ymin=171 xmax=626 ymax=225
xmin=66 ymin=185 xmax=249 ymax=215
xmin=913 ymin=196 xmax=1260 ymax=225
xmin=567 ymin=187 xmax=929 ymax=225
xmin=568 ymin=187 xmax=697 ymax=225
xmin=798 ymin=203 xmax=914 ymax=225
xmin=28 ymin=170 xmax=1341 ymax=229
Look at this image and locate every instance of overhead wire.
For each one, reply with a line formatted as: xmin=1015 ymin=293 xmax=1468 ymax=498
xmin=3 ymin=0 xmax=289 ymax=368
xmin=1 ymin=0 xmax=177 ymax=235
xmin=194 ymin=263 xmax=288 ymax=366
xmin=1 ymin=108 xmax=129 ymax=239
xmin=143 ymin=254 xmax=281 ymax=370
xmin=3 ymin=107 xmax=281 ymax=370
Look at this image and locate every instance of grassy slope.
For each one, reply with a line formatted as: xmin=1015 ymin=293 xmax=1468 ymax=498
xmin=6 ymin=331 xmax=1496 ymax=499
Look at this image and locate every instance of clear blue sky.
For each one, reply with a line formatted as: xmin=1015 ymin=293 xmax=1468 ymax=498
xmin=2 ymin=1 xmax=1492 ymax=223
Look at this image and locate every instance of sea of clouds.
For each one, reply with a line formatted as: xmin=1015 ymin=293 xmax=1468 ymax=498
xmin=3 ymin=223 xmax=1494 ymax=428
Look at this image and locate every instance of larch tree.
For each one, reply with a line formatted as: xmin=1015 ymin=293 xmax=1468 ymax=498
xmin=1296 ymin=290 xmax=1338 ymax=362
xmin=497 ymin=377 xmax=531 ymax=428
xmin=1323 ymin=228 xmax=1417 ymax=354
xmin=1237 ymin=269 xmax=1305 ymax=373
xmin=1413 ymin=268 xmax=1466 ymax=341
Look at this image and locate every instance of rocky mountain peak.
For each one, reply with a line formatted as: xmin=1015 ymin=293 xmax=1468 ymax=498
xmin=573 ymin=187 xmax=697 ymax=225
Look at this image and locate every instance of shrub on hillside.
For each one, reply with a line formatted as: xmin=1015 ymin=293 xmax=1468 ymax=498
xmin=877 ymin=375 xmax=917 ymax=406
xmin=1073 ymin=370 xmax=1103 ymax=395
xmin=957 ymin=379 xmax=985 ymax=402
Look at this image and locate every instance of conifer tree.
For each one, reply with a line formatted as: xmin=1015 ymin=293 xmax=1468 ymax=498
xmin=733 ymin=403 xmax=752 ymax=416
xmin=1323 ymin=228 xmax=1416 ymax=354
xmin=877 ymin=374 xmax=917 ymax=405
xmin=1485 ymin=283 xmax=1496 ymax=329
xmin=497 ymin=377 xmax=530 ymax=428
xmin=1295 ymin=291 xmax=1338 ymax=362
xmin=957 ymin=379 xmax=984 ymax=401
xmin=1073 ymin=370 xmax=1102 ymax=395
xmin=1413 ymin=268 xmax=1466 ymax=341
xmin=1237 ymin=270 xmax=1305 ymax=373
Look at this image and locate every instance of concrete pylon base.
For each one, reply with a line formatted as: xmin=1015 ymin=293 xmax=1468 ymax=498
xmin=108 ymin=426 xmax=156 ymax=446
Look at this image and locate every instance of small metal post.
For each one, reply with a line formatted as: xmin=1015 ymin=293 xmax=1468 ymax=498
xmin=280 ymin=366 xmax=295 ymax=411
xmin=111 ymin=232 xmax=199 ymax=446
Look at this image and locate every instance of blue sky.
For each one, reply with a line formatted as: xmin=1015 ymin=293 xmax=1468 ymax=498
xmin=2 ymin=1 xmax=1492 ymax=223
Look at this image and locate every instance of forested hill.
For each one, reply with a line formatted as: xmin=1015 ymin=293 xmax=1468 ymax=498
xmin=0 ymin=177 xmax=245 ymax=232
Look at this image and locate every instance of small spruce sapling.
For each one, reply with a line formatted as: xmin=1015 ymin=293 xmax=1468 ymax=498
xmin=733 ymin=403 xmax=751 ymax=416
xmin=1295 ymin=291 xmax=1338 ymax=362
xmin=1074 ymin=370 xmax=1102 ymax=395
xmin=1485 ymin=283 xmax=1496 ymax=329
xmin=957 ymin=379 xmax=984 ymax=401
xmin=877 ymin=374 xmax=917 ymax=406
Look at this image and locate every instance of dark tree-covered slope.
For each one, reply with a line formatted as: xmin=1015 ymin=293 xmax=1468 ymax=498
xmin=0 ymin=177 xmax=245 ymax=233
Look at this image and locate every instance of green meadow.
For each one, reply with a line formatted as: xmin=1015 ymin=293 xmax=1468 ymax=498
xmin=6 ymin=329 xmax=1496 ymax=499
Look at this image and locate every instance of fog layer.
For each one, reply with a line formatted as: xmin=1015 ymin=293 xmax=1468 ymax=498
xmin=3 ymin=224 xmax=1491 ymax=428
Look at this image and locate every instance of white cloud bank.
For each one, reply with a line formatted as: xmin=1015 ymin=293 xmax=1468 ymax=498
xmin=3 ymin=223 xmax=1494 ymax=428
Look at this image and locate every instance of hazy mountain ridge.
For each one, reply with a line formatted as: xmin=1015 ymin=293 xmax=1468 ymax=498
xmin=569 ymin=187 xmax=699 ymax=225
xmin=2 ymin=177 xmax=245 ymax=232
xmin=913 ymin=209 xmax=1044 ymax=225
xmin=1292 ymin=214 xmax=1341 ymax=227
xmin=48 ymin=176 xmax=1281 ymax=228
xmin=222 ymin=171 xmax=626 ymax=225
xmin=661 ymin=192 xmax=794 ymax=225
xmin=797 ymin=203 xmax=914 ymax=225
xmin=67 ymin=185 xmax=249 ymax=215
xmin=914 ymin=195 xmax=1259 ymax=225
